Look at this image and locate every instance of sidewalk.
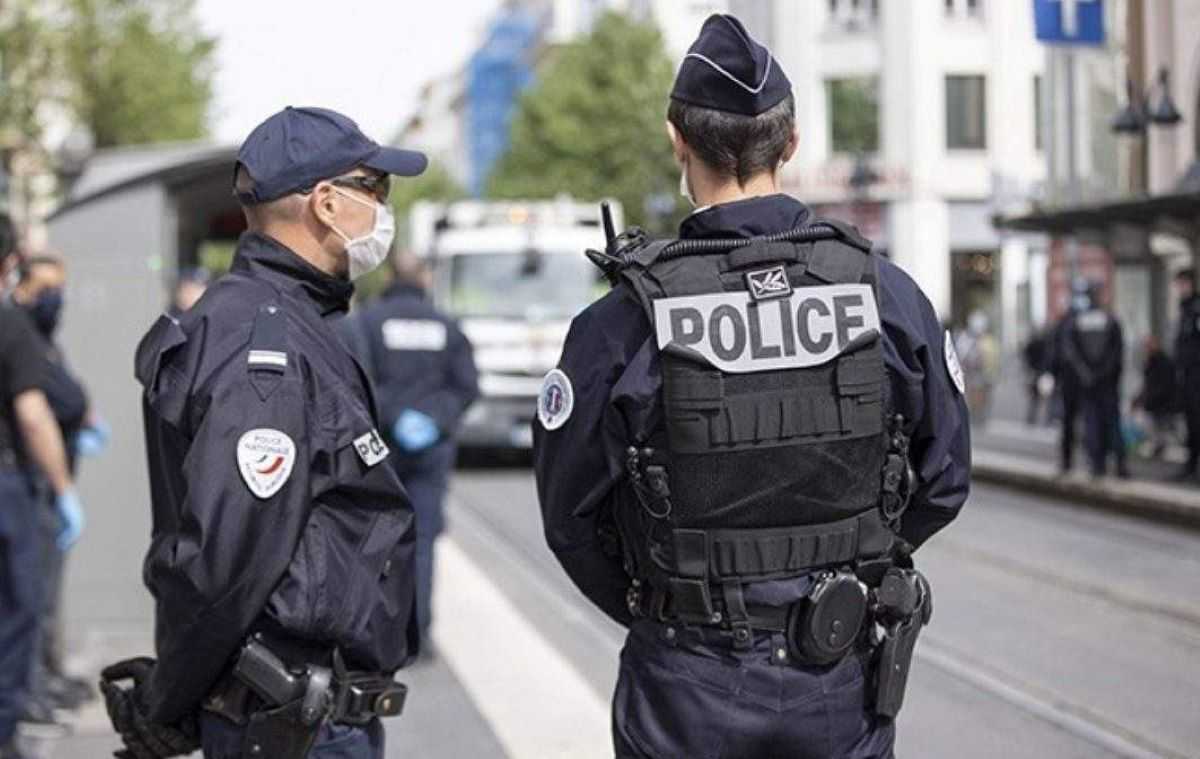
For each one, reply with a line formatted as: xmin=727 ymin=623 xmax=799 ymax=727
xmin=973 ymin=417 xmax=1200 ymax=529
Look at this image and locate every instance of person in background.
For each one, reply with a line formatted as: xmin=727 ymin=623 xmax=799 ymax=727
xmin=169 ymin=268 xmax=210 ymax=316
xmin=955 ymin=310 xmax=999 ymax=425
xmin=1022 ymin=326 xmax=1053 ymax=426
xmin=1055 ymin=281 xmax=1128 ymax=479
xmin=1132 ymin=335 xmax=1177 ymax=460
xmin=0 ymin=225 xmax=83 ymax=759
xmin=9 ymin=256 xmax=103 ymax=718
xmin=1173 ymin=268 xmax=1200 ymax=482
xmin=340 ymin=251 xmax=478 ymax=646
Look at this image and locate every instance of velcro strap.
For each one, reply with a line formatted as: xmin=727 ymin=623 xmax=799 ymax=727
xmin=665 ymin=513 xmax=888 ymax=581
xmin=724 ymin=241 xmax=803 ymax=270
xmin=807 ymin=239 xmax=868 ymax=284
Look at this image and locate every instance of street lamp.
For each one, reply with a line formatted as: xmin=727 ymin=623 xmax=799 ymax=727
xmin=1110 ymin=67 xmax=1183 ymax=135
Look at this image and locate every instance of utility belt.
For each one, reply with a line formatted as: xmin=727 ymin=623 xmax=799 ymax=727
xmin=202 ymin=634 xmax=407 ymax=758
xmin=629 ymin=565 xmax=930 ymax=719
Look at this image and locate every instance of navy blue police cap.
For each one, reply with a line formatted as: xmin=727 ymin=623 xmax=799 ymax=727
xmin=235 ymin=106 xmax=427 ymax=204
xmin=670 ymin=14 xmax=791 ymax=116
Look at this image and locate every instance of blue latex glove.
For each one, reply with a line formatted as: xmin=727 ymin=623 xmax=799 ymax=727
xmin=55 ymin=489 xmax=85 ymax=550
xmin=393 ymin=409 xmax=439 ymax=452
xmin=75 ymin=419 xmax=112 ymax=458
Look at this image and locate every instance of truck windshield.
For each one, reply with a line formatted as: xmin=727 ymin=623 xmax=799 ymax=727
xmin=442 ymin=251 xmax=602 ymax=320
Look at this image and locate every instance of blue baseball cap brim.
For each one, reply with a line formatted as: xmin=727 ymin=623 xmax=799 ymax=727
xmin=363 ymin=146 xmax=428 ymax=178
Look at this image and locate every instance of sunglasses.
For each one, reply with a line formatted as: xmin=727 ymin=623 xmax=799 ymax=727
xmin=328 ymin=173 xmax=391 ymax=204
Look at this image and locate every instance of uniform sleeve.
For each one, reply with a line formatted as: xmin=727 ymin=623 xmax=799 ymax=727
xmin=1 ymin=310 xmax=49 ymax=397
xmin=879 ymin=266 xmax=971 ymax=550
xmin=413 ymin=322 xmax=480 ymax=434
xmin=143 ymin=358 xmax=314 ymax=723
xmin=533 ymin=304 xmax=633 ymax=627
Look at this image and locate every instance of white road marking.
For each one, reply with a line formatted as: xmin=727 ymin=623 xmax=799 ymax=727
xmin=432 ymin=537 xmax=611 ymax=759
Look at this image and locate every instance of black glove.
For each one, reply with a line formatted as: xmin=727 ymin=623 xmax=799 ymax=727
xmin=100 ymin=657 xmax=200 ymax=759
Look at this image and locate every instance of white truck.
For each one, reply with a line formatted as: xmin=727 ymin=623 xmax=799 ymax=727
xmin=409 ymin=197 xmax=622 ymax=451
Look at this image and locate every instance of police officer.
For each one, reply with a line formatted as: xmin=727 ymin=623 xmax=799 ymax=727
xmin=1054 ymin=281 xmax=1128 ymax=479
xmin=0 ymin=227 xmax=83 ymax=759
xmin=1174 ymin=268 xmax=1200 ymax=481
xmin=533 ymin=16 xmax=970 ymax=758
xmin=99 ymin=107 xmax=425 ymax=759
xmin=10 ymin=256 xmax=101 ymax=716
xmin=340 ymin=252 xmax=478 ymax=644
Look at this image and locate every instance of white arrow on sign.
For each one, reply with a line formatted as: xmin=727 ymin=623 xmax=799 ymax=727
xmin=1054 ymin=0 xmax=1098 ymax=38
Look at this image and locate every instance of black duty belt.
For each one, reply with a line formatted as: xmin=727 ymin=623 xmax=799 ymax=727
xmin=203 ymin=636 xmax=406 ymax=727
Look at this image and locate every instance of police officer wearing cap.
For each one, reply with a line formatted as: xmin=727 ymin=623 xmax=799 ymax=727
xmin=99 ymin=107 xmax=426 ymax=759
xmin=533 ymin=16 xmax=970 ymax=758
xmin=1173 ymin=268 xmax=1200 ymax=481
xmin=339 ymin=251 xmax=479 ymax=644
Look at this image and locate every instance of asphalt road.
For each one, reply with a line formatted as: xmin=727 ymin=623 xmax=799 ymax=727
xmin=31 ymin=464 xmax=1200 ymax=758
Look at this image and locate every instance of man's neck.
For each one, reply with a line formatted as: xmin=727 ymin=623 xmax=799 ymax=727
xmin=691 ymin=171 xmax=780 ymax=209
xmin=258 ymin=225 xmax=343 ymax=278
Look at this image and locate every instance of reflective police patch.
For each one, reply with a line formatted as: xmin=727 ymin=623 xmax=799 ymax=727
xmin=237 ymin=428 xmax=296 ymax=499
xmin=652 ymin=283 xmax=881 ymax=373
xmin=538 ymin=369 xmax=574 ymax=431
xmin=1076 ymin=310 xmax=1110 ymax=332
xmin=354 ymin=429 xmax=390 ymax=467
xmin=382 ymin=319 xmax=448 ymax=351
xmin=944 ymin=331 xmax=966 ymax=395
xmin=745 ymin=265 xmax=792 ymax=301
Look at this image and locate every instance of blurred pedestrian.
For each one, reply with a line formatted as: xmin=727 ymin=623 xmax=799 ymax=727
xmin=1055 ymin=281 xmax=1127 ymax=479
xmin=1173 ymin=268 xmax=1200 ymax=481
xmin=339 ymin=251 xmax=479 ymax=646
xmin=955 ymin=310 xmax=999 ymax=425
xmin=9 ymin=256 xmax=102 ymax=716
xmin=0 ymin=227 xmax=83 ymax=759
xmin=168 ymin=267 xmax=209 ymax=316
xmin=1022 ymin=326 xmax=1053 ymax=426
xmin=1131 ymin=335 xmax=1176 ymax=460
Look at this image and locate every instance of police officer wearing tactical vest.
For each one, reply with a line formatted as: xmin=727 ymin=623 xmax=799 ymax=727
xmin=533 ymin=16 xmax=971 ymax=758
xmin=1174 ymin=268 xmax=1200 ymax=481
xmin=99 ymin=107 xmax=424 ymax=759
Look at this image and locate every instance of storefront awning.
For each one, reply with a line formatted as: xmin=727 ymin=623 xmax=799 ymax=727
xmin=994 ymin=191 xmax=1200 ymax=239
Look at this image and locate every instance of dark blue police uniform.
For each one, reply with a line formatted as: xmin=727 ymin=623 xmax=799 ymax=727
xmin=133 ymin=233 xmax=418 ymax=755
xmin=0 ymin=305 xmax=51 ymax=752
xmin=1054 ymin=303 xmax=1126 ymax=477
xmin=535 ymin=194 xmax=971 ymax=758
xmin=341 ymin=282 xmax=479 ymax=637
xmin=1176 ymin=292 xmax=1200 ymax=475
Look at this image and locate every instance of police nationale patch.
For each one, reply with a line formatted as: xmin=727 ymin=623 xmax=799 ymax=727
xmin=354 ymin=429 xmax=390 ymax=468
xmin=538 ymin=369 xmax=574 ymax=431
xmin=745 ymin=265 xmax=792 ymax=301
xmin=944 ymin=331 xmax=966 ymax=395
xmin=237 ymin=428 xmax=296 ymax=499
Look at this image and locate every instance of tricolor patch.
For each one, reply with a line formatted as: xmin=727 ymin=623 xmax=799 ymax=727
xmin=237 ymin=428 xmax=296 ymax=499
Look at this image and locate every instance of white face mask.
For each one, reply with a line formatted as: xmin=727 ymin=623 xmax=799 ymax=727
xmin=330 ymin=188 xmax=395 ymax=280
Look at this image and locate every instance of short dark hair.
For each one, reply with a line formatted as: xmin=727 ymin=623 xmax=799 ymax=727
xmin=18 ymin=255 xmax=63 ymax=282
xmin=667 ymin=94 xmax=795 ymax=186
xmin=1176 ymin=268 xmax=1195 ymax=283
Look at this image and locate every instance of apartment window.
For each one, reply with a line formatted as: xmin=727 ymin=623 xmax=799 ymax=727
xmin=946 ymin=75 xmax=987 ymax=150
xmin=827 ymin=0 xmax=879 ymax=29
xmin=945 ymin=0 xmax=984 ymax=18
xmin=828 ymin=78 xmax=880 ymax=153
xmin=1033 ymin=75 xmax=1044 ymax=151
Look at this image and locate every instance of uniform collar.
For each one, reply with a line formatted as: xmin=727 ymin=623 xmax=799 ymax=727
xmin=231 ymin=232 xmax=354 ymax=316
xmin=678 ymin=194 xmax=811 ymax=240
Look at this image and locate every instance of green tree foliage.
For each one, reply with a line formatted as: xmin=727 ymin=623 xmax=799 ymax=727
xmin=0 ymin=0 xmax=214 ymax=153
xmin=391 ymin=161 xmax=467 ymax=229
xmin=62 ymin=0 xmax=215 ymax=148
xmin=486 ymin=11 xmax=680 ymax=231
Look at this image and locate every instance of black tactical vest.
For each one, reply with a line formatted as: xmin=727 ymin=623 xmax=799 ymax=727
xmin=614 ymin=225 xmax=898 ymax=603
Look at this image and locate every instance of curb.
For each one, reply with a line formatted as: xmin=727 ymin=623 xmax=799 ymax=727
xmin=972 ymin=449 xmax=1200 ymax=530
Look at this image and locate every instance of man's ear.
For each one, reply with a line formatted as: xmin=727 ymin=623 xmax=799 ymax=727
xmin=780 ymin=128 xmax=799 ymax=166
xmin=666 ymin=121 xmax=687 ymax=165
xmin=310 ymin=183 xmax=339 ymax=227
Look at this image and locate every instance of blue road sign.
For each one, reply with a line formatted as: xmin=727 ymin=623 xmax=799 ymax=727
xmin=1034 ymin=0 xmax=1105 ymax=45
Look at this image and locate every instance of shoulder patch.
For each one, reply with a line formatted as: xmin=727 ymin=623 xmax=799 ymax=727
xmin=538 ymin=369 xmax=574 ymax=431
xmin=944 ymin=331 xmax=966 ymax=395
xmin=237 ymin=428 xmax=296 ymax=499
xmin=353 ymin=429 xmax=390 ymax=467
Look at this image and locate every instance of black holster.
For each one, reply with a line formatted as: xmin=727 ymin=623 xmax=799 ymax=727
xmin=871 ymin=568 xmax=932 ymax=719
xmin=242 ymin=698 xmax=322 ymax=759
